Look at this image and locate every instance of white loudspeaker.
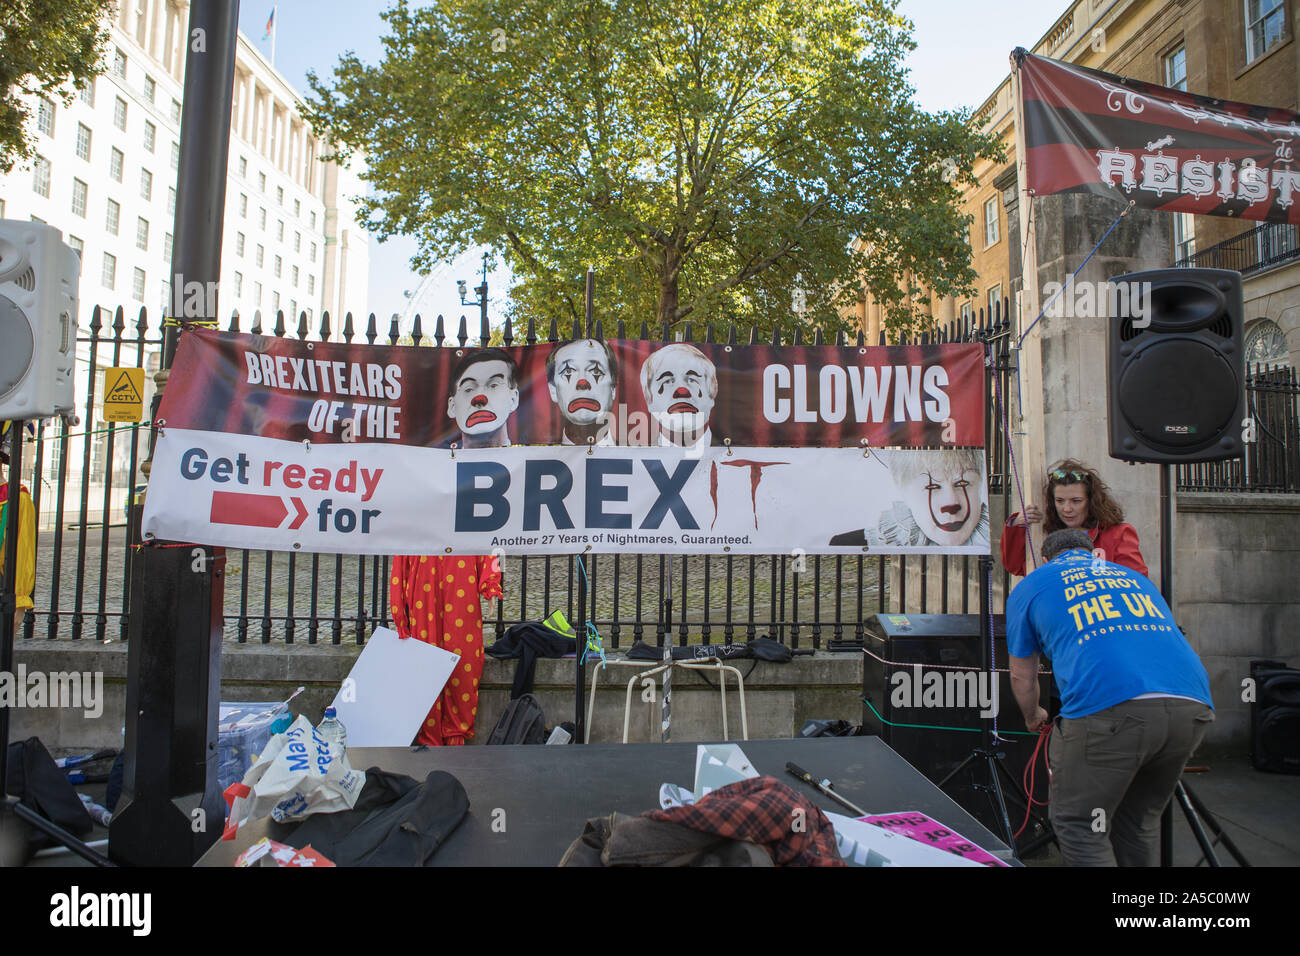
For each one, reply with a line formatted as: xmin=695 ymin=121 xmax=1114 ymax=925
xmin=0 ymin=220 xmax=80 ymax=420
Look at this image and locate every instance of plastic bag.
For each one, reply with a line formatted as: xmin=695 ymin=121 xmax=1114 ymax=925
xmin=222 ymin=715 xmax=366 ymax=840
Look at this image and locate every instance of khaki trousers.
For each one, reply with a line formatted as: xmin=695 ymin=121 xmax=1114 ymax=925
xmin=1048 ymin=697 xmax=1214 ymax=867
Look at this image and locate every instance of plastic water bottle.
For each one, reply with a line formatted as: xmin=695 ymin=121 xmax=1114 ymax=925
xmin=317 ymin=707 xmax=347 ymax=758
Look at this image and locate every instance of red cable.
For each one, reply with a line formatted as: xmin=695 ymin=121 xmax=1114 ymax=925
xmin=1014 ymin=723 xmax=1053 ymax=840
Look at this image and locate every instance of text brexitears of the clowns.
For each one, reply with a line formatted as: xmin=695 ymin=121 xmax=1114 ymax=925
xmin=445 ymin=348 xmax=520 ymax=448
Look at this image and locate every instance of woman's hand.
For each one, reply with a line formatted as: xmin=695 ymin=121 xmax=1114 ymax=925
xmin=1011 ymin=505 xmax=1044 ymax=527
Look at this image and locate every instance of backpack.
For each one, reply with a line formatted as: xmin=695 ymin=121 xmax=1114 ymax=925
xmin=486 ymin=693 xmax=548 ymax=745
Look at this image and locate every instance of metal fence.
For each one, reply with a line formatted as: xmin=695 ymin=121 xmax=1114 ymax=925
xmin=13 ymin=297 xmax=1016 ymax=648
xmin=1175 ymin=221 xmax=1300 ymax=277
xmin=1176 ymin=363 xmax=1300 ymax=493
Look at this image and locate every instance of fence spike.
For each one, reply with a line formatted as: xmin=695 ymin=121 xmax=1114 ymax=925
xmin=434 ymin=314 xmax=446 ymax=347
xmin=297 ymin=310 xmax=308 ymax=340
xmin=705 ymin=322 xmax=716 ymax=344
xmin=547 ymin=317 xmax=558 ymax=343
xmin=792 ymin=326 xmax=803 ymax=346
xmin=343 ymin=312 xmax=356 ymax=344
xmin=616 ymin=318 xmax=627 ymax=339
xmin=481 ymin=312 xmax=491 ymax=346
xmin=111 ymin=306 xmax=125 ymax=335
xmin=835 ymin=328 xmax=845 ymax=346
xmin=457 ymin=315 xmax=468 ymax=347
xmin=639 ymin=320 xmax=649 ymax=340
xmin=683 ymin=321 xmax=694 ymax=342
xmin=251 ymin=310 xmax=262 ymax=334
xmin=526 ymin=315 xmax=537 ymax=346
xmin=571 ymin=316 xmax=582 ymax=341
xmin=502 ymin=317 xmax=513 ymax=347
xmin=878 ymin=329 xmax=886 ymax=346
xmin=594 ymin=318 xmax=604 ymax=340
xmin=320 ymin=310 xmax=332 ymax=342
xmin=727 ymin=323 xmax=738 ymax=345
xmin=89 ymin=305 xmax=103 ymax=333
xmin=856 ymin=329 xmax=865 ymax=348
xmin=273 ymin=309 xmax=285 ymax=337
xmin=364 ymin=312 xmax=376 ymax=345
xmin=228 ymin=308 xmax=241 ymax=332
xmin=412 ymin=314 xmax=424 ymax=347
xmin=771 ymin=326 xmax=782 ymax=346
xmin=815 ymin=327 xmax=825 ymax=346
xmin=388 ymin=314 xmax=400 ymax=345
xmin=139 ymin=307 xmax=152 ymax=337
xmin=661 ymin=321 xmax=671 ymax=343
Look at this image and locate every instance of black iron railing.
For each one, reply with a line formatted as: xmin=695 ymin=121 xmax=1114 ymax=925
xmin=1175 ymin=221 xmax=1300 ymax=276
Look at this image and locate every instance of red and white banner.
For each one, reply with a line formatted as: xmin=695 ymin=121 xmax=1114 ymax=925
xmin=142 ymin=331 xmax=989 ymax=556
xmin=1018 ymin=50 xmax=1300 ymax=224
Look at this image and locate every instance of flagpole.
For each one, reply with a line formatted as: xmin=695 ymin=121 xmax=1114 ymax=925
xmin=1009 ymin=48 xmax=1046 ymax=573
xmin=270 ymin=12 xmax=276 ymax=67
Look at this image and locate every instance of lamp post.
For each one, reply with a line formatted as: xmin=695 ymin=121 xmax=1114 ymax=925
xmin=458 ymin=252 xmax=491 ymax=341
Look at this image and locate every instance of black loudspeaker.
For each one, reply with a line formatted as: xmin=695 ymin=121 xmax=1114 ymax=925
xmin=1250 ymin=659 xmax=1300 ymax=774
xmin=1107 ymin=267 xmax=1244 ymax=464
xmin=862 ymin=614 xmax=1052 ymax=842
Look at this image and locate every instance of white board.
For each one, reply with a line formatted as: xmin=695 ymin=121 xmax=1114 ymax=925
xmin=328 ymin=626 xmax=460 ymax=747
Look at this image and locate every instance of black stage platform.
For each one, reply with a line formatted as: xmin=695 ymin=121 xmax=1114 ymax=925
xmin=198 ymin=737 xmax=1016 ymax=866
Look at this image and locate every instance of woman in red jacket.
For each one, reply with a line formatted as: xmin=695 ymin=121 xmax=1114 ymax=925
xmin=1001 ymin=459 xmax=1147 ymax=577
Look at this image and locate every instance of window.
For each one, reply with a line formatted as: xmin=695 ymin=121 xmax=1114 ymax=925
xmin=136 ymin=217 xmax=149 ymax=251
xmin=309 ymin=242 xmax=317 ymax=263
xmin=274 ymin=255 xmax=282 ymax=278
xmin=239 ymin=193 xmax=248 ymax=217
xmin=1173 ymin=212 xmax=1196 ymax=263
xmin=272 ymin=291 xmax=280 ymax=312
xmin=290 ymin=299 xmax=297 ymax=319
xmin=143 ymin=75 xmax=156 ymax=103
xmin=239 ymin=156 xmax=247 ymax=177
xmin=310 ymin=211 xmax=316 ymax=229
xmin=79 ymin=81 xmax=94 ymax=107
xmin=32 ymin=156 xmax=51 ymax=197
xmin=171 ymin=99 xmax=181 ymax=123
xmin=1164 ymin=45 xmax=1187 ymax=91
xmin=167 ymin=187 xmax=176 ymax=215
xmin=987 ymin=284 xmax=1002 ymax=320
xmin=140 ymin=168 xmax=153 ymax=201
xmin=170 ymin=141 xmax=179 ymax=171
xmin=37 ymin=98 xmax=56 ymax=137
xmin=293 ymin=231 xmax=301 ymax=252
xmin=984 ymin=196 xmax=1000 ymax=246
xmin=234 ymin=271 xmax=243 ymax=296
xmin=113 ymin=48 xmax=127 ymax=79
xmin=106 ymin=199 xmax=120 ymax=234
xmin=277 ymin=220 xmax=284 ymax=240
xmin=259 ymin=207 xmax=266 ymax=229
xmin=308 ymin=275 xmax=315 ymax=295
xmin=1246 ymin=0 xmax=1286 ymax=63
xmin=133 ymin=267 xmax=146 ymax=301
xmin=960 ymin=301 xmax=973 ymax=322
xmin=255 ymin=244 xmax=264 ymax=267
xmin=254 ymin=280 xmax=262 ymax=306
xmin=67 ymin=179 xmax=87 ymax=217
xmin=163 ymin=232 xmax=173 ymax=263
xmin=75 ymin=123 xmax=92 ymax=161
xmin=114 ymin=97 xmax=128 ymax=131
xmin=102 ymin=252 xmax=117 ymax=289
xmin=291 ymin=265 xmax=299 ymax=287
xmin=258 ymin=172 xmax=266 ymax=192
xmin=143 ymin=121 xmax=156 ymax=152
xmin=294 ymin=199 xmax=300 ymax=217
xmin=276 ymin=186 xmax=284 ymax=205
xmin=236 ymin=232 xmax=245 ymax=256
xmin=110 ymin=148 xmax=124 ymax=182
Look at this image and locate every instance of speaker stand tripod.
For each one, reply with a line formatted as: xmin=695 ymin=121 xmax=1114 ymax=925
xmin=0 ymin=419 xmax=114 ymax=867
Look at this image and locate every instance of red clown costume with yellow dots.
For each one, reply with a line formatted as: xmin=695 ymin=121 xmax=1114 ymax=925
xmin=389 ymin=554 xmax=503 ymax=746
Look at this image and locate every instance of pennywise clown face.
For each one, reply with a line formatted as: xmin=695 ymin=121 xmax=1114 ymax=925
xmin=548 ymin=340 xmax=616 ymax=427
xmin=641 ymin=344 xmax=717 ymax=444
xmin=447 ymin=358 xmax=519 ymax=442
xmin=900 ymin=466 xmax=985 ymax=547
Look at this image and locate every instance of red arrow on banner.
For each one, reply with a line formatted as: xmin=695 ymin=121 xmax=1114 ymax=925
xmin=210 ymin=491 xmax=306 ymax=529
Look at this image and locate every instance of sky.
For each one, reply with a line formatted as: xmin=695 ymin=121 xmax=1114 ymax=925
xmin=238 ymin=0 xmax=1068 ymax=329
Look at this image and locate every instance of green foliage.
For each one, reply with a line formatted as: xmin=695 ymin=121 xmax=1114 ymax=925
xmin=306 ymin=0 xmax=1001 ymax=340
xmin=0 ymin=0 xmax=114 ymax=174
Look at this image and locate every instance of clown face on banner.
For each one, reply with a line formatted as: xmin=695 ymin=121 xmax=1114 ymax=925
xmin=446 ymin=347 xmax=520 ymax=447
xmin=547 ymin=339 xmax=618 ymax=444
xmin=639 ymin=343 xmax=718 ymax=447
xmin=896 ymin=450 xmax=987 ymax=548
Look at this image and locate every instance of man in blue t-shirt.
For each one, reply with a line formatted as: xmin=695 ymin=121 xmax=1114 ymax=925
xmin=1007 ymin=529 xmax=1213 ymax=867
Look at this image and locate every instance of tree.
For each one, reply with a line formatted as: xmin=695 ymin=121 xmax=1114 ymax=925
xmin=306 ymin=0 xmax=1001 ymax=340
xmin=0 ymin=0 xmax=114 ymax=174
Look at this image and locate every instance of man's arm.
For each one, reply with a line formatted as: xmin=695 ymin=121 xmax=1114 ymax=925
xmin=1009 ymin=652 xmax=1048 ymax=733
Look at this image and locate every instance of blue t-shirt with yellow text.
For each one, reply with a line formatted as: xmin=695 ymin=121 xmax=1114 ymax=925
xmin=1006 ymin=549 xmax=1211 ymax=718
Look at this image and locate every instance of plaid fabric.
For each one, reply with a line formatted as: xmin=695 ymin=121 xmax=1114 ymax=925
xmin=644 ymin=776 xmax=845 ymax=867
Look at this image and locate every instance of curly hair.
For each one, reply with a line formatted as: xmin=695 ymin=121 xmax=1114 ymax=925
xmin=1042 ymin=458 xmax=1125 ymax=532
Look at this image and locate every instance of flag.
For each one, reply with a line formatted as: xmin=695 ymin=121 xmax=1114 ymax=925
xmin=263 ymin=6 xmax=276 ymax=41
xmin=1014 ymin=48 xmax=1300 ymax=225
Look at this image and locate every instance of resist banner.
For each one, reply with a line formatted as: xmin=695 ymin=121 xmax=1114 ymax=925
xmin=142 ymin=435 xmax=990 ymax=556
xmin=1018 ymin=50 xmax=1300 ymax=224
xmin=158 ymin=330 xmax=984 ymax=449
